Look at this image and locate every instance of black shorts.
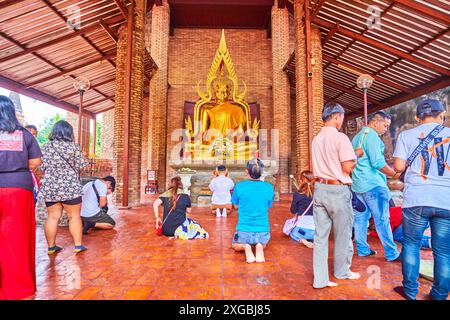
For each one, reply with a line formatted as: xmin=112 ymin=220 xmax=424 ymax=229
xmin=81 ymin=210 xmax=116 ymax=226
xmin=45 ymin=196 xmax=82 ymax=208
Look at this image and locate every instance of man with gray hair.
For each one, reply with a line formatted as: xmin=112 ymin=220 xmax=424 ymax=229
xmin=311 ymin=102 xmax=360 ymax=288
xmin=352 ymin=110 xmax=401 ymax=262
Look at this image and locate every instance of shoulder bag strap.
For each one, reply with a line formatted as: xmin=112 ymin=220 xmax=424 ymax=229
xmin=92 ymin=181 xmax=100 ymax=203
xmin=51 ymin=142 xmax=80 ymax=180
xmin=293 ymin=200 xmax=314 ymax=225
xmin=406 ymin=125 xmax=444 ymax=166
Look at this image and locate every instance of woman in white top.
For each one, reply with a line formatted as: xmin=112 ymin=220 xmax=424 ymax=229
xmin=209 ymin=165 xmax=235 ymax=217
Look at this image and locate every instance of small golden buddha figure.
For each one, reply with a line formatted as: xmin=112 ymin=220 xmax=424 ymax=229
xmin=201 ymin=82 xmax=247 ymax=138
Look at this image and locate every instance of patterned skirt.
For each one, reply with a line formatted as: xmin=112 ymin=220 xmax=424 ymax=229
xmin=174 ymin=218 xmax=209 ymax=240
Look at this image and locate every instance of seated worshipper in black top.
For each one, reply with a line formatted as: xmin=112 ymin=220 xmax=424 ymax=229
xmin=289 ymin=171 xmax=315 ymax=248
xmin=153 ymin=176 xmax=209 ymax=240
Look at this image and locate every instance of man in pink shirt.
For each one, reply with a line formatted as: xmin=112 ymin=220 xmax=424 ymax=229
xmin=311 ymin=102 xmax=360 ymax=289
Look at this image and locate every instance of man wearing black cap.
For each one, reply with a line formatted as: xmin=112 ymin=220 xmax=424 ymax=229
xmin=393 ymin=99 xmax=450 ymax=300
xmin=311 ymin=102 xmax=360 ymax=289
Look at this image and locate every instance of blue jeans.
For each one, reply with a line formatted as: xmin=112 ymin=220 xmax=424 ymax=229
xmin=402 ymin=206 xmax=450 ymax=300
xmin=354 ymin=187 xmax=400 ymax=261
xmin=393 ymin=225 xmax=432 ymax=249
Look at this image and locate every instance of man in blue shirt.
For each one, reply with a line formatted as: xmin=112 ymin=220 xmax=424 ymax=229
xmin=352 ymin=111 xmax=400 ymax=261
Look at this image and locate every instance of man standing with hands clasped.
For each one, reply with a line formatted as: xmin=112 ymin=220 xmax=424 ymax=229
xmin=351 ymin=110 xmax=401 ymax=262
xmin=311 ymin=102 xmax=360 ymax=289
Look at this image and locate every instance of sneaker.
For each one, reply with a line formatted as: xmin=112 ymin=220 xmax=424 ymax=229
xmin=47 ymin=245 xmax=63 ymax=255
xmin=74 ymin=245 xmax=87 ymax=253
xmin=390 ymin=255 xmax=402 ymax=262
xmin=368 ymin=250 xmax=377 ymax=256
xmin=222 ymin=208 xmax=227 ymax=217
xmin=216 ymin=208 xmax=221 ymax=218
xmin=394 ymin=286 xmax=414 ymax=300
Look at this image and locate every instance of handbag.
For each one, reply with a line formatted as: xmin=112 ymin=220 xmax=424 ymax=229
xmin=283 ymin=200 xmax=313 ymax=236
xmin=156 ymin=194 xmax=181 ymax=236
xmin=398 ymin=124 xmax=444 ymax=182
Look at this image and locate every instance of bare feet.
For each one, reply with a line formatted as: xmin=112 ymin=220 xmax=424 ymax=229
xmin=300 ymin=239 xmax=314 ymax=249
xmin=255 ymin=243 xmax=265 ymax=263
xmin=327 ymin=281 xmax=338 ymax=287
xmin=245 ymin=244 xmax=256 ymax=263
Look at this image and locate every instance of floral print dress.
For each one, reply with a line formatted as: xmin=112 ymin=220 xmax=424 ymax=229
xmin=38 ymin=141 xmax=88 ymax=202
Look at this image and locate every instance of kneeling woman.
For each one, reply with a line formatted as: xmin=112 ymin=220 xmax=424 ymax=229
xmin=231 ymin=159 xmax=274 ymax=263
xmin=153 ymin=177 xmax=208 ymax=240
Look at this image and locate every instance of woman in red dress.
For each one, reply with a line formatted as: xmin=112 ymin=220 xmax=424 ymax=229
xmin=0 ymin=95 xmax=42 ymax=300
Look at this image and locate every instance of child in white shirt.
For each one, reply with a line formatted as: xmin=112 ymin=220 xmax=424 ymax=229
xmin=209 ymin=165 xmax=235 ymax=217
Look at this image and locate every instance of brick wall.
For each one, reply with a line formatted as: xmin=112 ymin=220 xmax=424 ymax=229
xmin=165 ymin=28 xmax=273 ymax=183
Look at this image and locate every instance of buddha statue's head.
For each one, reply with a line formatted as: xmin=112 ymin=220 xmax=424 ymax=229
xmin=213 ymin=82 xmax=231 ymax=103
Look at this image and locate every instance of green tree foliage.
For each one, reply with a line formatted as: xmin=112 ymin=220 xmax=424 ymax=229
xmin=89 ymin=120 xmax=102 ymax=157
xmin=36 ymin=113 xmax=64 ymax=146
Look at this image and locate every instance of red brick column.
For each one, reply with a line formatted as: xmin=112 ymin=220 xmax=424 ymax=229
xmin=293 ymin=1 xmax=324 ymax=177
xmin=147 ymin=1 xmax=170 ymax=192
xmin=294 ymin=0 xmax=308 ymax=176
xmin=311 ymin=26 xmax=324 ymax=138
xmin=112 ymin=0 xmax=146 ymax=206
xmin=271 ymin=3 xmax=291 ymax=194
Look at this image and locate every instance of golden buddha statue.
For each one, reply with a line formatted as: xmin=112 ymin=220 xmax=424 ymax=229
xmin=183 ymin=30 xmax=259 ymax=161
xmin=201 ymin=81 xmax=246 ymax=138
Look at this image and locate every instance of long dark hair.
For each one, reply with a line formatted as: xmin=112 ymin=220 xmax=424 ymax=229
xmin=0 ymin=95 xmax=22 ymax=133
xmin=168 ymin=176 xmax=183 ymax=211
xmin=299 ymin=170 xmax=314 ymax=198
xmin=48 ymin=120 xmax=74 ymax=142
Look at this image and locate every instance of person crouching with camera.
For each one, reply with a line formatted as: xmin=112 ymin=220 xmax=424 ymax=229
xmin=81 ymin=176 xmax=116 ymax=235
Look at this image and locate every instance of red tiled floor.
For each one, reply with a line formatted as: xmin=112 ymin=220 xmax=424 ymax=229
xmin=32 ymin=196 xmax=442 ymax=300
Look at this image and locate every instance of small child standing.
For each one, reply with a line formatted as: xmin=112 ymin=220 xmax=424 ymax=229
xmin=209 ymin=165 xmax=234 ymax=217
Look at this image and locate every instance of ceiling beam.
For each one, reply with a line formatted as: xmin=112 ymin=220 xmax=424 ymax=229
xmin=113 ymin=0 xmax=129 ymax=20
xmin=0 ymin=75 xmax=94 ymax=118
xmin=26 ymin=53 xmax=116 ymax=88
xmin=322 ymin=55 xmax=412 ymax=93
xmin=324 ymin=94 xmax=360 ymax=112
xmin=40 ymin=0 xmax=116 ymax=69
xmin=311 ymin=0 xmax=326 ymax=20
xmin=374 ymin=27 xmax=450 ymax=79
xmin=324 ymin=79 xmax=380 ymax=105
xmin=346 ymin=76 xmax=450 ymax=119
xmin=322 ymin=22 xmax=338 ymax=46
xmin=313 ymin=17 xmax=450 ymax=76
xmin=391 ymin=0 xmax=450 ymax=25
xmin=0 ymin=16 xmax=123 ymax=65
xmin=83 ymin=96 xmax=115 ymax=109
xmin=0 ymin=0 xmax=28 ymax=10
xmin=57 ymin=78 xmax=116 ymax=101
xmin=100 ymin=19 xmax=119 ymax=43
